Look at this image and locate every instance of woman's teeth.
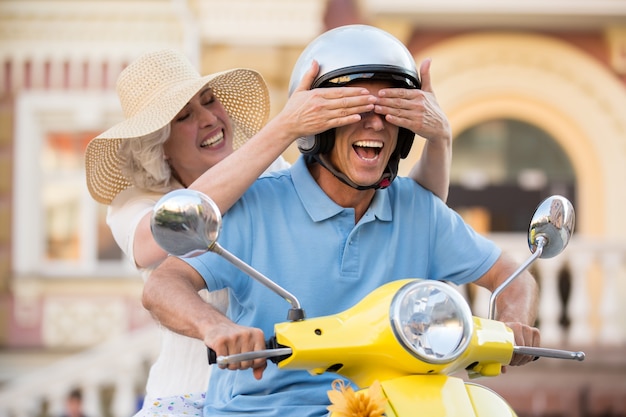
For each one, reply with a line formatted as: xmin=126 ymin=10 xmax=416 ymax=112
xmin=200 ymin=131 xmax=224 ymax=148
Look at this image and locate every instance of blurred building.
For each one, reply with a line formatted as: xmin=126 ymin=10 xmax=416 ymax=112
xmin=0 ymin=0 xmax=625 ymax=416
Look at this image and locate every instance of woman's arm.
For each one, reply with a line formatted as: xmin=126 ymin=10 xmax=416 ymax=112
xmin=376 ymin=58 xmax=452 ymax=202
xmin=407 ymin=59 xmax=452 ymax=201
xmin=407 ymin=128 xmax=451 ymax=202
xmin=132 ymin=61 xmax=377 ymax=269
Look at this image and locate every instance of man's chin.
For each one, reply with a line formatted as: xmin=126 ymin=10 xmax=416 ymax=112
xmin=352 ymin=176 xmax=385 ymax=188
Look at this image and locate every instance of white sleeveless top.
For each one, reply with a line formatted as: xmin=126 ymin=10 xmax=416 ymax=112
xmin=107 ymin=156 xmax=290 ymax=402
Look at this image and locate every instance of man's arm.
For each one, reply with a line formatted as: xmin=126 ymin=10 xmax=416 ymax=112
xmin=142 ymin=256 xmax=268 ymax=379
xmin=473 ymin=254 xmax=541 ymax=366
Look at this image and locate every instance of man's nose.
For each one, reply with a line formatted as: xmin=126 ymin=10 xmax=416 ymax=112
xmin=361 ymin=111 xmax=385 ymax=130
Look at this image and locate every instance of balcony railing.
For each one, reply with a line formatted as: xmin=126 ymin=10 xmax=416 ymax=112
xmin=0 ymin=235 xmax=624 ymax=417
xmin=0 ymin=325 xmax=160 ymax=417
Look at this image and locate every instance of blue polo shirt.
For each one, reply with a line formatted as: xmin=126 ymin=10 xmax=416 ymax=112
xmin=185 ymin=156 xmax=500 ymax=417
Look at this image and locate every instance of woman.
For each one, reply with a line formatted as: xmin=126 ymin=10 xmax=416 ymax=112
xmin=85 ymin=49 xmax=452 ymax=415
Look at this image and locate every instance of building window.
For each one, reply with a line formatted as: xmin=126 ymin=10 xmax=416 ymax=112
xmin=43 ymin=132 xmax=122 ymax=263
xmin=13 ymin=92 xmax=132 ymax=277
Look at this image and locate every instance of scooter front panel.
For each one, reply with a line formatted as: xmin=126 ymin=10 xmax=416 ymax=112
xmin=380 ymin=375 xmax=476 ymax=416
xmin=465 ymin=382 xmax=517 ymax=417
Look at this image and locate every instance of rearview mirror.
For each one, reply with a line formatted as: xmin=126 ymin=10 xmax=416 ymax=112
xmin=150 ymin=189 xmax=222 ymax=258
xmin=528 ymin=195 xmax=575 ymax=259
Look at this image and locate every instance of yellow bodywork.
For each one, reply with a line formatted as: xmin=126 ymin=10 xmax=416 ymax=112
xmin=330 ymin=376 xmax=517 ymax=416
xmin=273 ymin=279 xmax=518 ymax=416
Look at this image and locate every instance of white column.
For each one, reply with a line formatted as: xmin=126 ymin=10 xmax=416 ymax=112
xmin=536 ymin=258 xmax=564 ymax=345
xmin=88 ymin=57 xmax=102 ymax=90
xmin=30 ymin=56 xmax=45 ymax=90
xmin=567 ymin=253 xmax=593 ymax=345
xmin=599 ymin=252 xmax=624 ymax=345
xmin=111 ymin=358 xmax=141 ymax=417
xmin=112 ymin=377 xmax=138 ymax=417
xmin=82 ymin=382 xmax=102 ymax=417
xmin=67 ymin=58 xmax=81 ymax=90
xmin=46 ymin=385 xmax=68 ymax=417
xmin=104 ymin=58 xmax=123 ymax=91
xmin=49 ymin=58 xmax=64 ymax=89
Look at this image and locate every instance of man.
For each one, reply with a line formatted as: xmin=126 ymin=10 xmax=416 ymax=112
xmin=143 ymin=25 xmax=539 ymax=417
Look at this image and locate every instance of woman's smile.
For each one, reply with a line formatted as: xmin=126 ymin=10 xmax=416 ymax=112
xmin=200 ymin=130 xmax=225 ymax=148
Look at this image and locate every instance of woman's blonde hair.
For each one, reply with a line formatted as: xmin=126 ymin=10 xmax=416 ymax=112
xmin=118 ymin=124 xmax=182 ymax=193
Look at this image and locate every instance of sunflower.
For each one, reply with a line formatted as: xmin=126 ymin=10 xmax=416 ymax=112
xmin=326 ymin=379 xmax=387 ymax=417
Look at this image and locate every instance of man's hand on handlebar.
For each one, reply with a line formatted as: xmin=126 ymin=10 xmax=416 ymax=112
xmin=204 ymin=321 xmax=268 ymax=380
xmin=503 ymin=321 xmax=541 ymax=372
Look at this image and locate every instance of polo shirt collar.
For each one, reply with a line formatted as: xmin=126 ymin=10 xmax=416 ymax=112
xmin=290 ymin=156 xmax=392 ymax=223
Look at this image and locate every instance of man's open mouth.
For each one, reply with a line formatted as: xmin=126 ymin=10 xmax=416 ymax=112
xmin=353 ymin=140 xmax=382 ymax=160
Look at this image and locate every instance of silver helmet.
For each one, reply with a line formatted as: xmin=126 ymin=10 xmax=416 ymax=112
xmin=289 ymin=24 xmax=420 ymax=189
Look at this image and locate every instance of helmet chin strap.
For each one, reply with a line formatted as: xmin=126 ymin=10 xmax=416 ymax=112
xmin=306 ymin=152 xmax=400 ymax=191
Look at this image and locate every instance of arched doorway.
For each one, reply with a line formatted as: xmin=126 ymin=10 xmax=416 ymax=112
xmin=447 ymin=118 xmax=576 ymax=233
xmin=401 ymin=31 xmax=626 ymax=237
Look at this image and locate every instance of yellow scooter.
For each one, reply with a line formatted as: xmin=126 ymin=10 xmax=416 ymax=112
xmin=151 ymin=191 xmax=584 ymax=417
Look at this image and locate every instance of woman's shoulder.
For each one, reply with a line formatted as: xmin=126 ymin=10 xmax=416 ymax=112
xmin=107 ymin=187 xmax=168 ymax=225
xmin=110 ymin=186 xmax=166 ymax=207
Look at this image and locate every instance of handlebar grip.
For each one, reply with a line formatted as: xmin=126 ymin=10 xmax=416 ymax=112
xmin=207 ymin=338 xmax=278 ymax=365
xmin=513 ymin=346 xmax=585 ymax=361
xmin=207 ymin=347 xmax=217 ymax=364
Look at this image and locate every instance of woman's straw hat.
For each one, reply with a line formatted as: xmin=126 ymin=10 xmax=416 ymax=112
xmin=85 ymin=49 xmax=270 ymax=204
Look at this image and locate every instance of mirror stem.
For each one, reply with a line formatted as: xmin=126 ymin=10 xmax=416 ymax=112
xmin=210 ymin=242 xmax=305 ymax=317
xmin=488 ymin=235 xmax=546 ymax=320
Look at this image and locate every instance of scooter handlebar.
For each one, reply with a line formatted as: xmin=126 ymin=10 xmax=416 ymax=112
xmin=514 ymin=346 xmax=585 ymax=361
xmin=207 ymin=337 xmax=292 ymax=365
xmin=213 ymin=348 xmax=293 ymax=366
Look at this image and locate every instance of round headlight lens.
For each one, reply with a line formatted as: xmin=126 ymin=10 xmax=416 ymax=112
xmin=390 ymin=280 xmax=473 ymax=364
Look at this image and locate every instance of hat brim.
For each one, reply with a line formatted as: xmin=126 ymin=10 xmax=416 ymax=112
xmin=85 ymin=68 xmax=270 ymax=204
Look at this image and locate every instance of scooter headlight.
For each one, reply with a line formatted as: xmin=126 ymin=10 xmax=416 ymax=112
xmin=390 ymin=280 xmax=473 ymax=364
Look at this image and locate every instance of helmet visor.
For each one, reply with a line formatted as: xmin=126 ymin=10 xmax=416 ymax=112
xmin=323 ymin=72 xmax=418 ymax=89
